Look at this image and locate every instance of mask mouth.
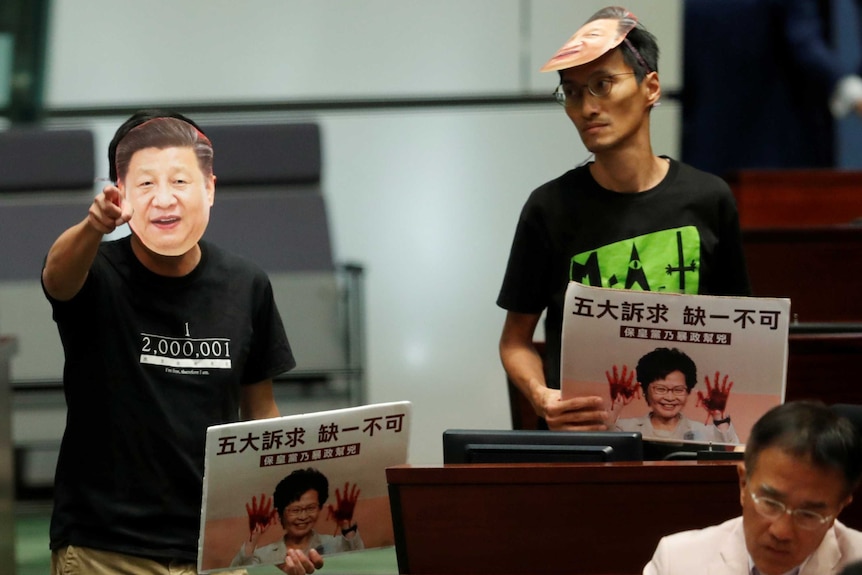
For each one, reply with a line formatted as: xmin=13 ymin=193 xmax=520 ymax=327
xmin=152 ymin=216 xmax=181 ymax=225
xmin=129 ymin=206 xmax=209 ymax=257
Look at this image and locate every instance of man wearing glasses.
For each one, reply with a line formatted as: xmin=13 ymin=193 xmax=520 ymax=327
xmin=643 ymin=401 xmax=862 ymax=575
xmin=497 ymin=6 xmax=751 ymax=431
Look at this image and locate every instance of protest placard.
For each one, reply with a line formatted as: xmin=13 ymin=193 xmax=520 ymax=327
xmin=197 ymin=401 xmax=411 ymax=572
xmin=561 ymin=282 xmax=789 ymax=445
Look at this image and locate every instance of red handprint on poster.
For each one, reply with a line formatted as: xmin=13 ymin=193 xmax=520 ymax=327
xmin=327 ymin=482 xmax=361 ymax=532
xmin=606 ymin=364 xmax=641 ymax=405
xmin=697 ymin=371 xmax=734 ymax=423
xmin=246 ymin=493 xmax=278 ymax=532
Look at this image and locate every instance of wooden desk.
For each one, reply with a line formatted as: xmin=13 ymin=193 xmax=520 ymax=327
xmin=388 ymin=462 xmax=738 ymax=575
xmin=388 ymin=462 xmax=862 ymax=575
xmin=743 ymin=226 xmax=862 ymax=322
xmin=786 ymin=330 xmax=862 ymax=405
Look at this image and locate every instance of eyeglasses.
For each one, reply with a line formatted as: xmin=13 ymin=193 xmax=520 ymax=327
xmin=650 ymin=385 xmax=688 ymax=396
xmin=553 ymin=73 xmax=636 ymax=107
xmin=285 ymin=504 xmax=320 ymax=518
xmin=749 ymin=492 xmax=833 ymax=530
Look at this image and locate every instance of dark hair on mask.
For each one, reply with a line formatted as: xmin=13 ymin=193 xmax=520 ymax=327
xmin=585 ymin=7 xmax=658 ymax=79
xmin=556 ymin=9 xmax=659 ymax=84
xmin=108 ymin=109 xmax=208 ymax=183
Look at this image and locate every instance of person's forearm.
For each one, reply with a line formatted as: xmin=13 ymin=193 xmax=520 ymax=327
xmin=42 ymin=218 xmax=104 ymax=301
xmin=501 ymin=343 xmax=548 ymax=416
xmin=240 ymin=380 xmax=281 ymax=420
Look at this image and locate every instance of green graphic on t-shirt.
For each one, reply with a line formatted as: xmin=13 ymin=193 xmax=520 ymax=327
xmin=570 ymin=226 xmax=701 ymax=293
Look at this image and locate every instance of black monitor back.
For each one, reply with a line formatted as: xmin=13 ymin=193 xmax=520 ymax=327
xmin=442 ymin=429 xmax=643 ymax=464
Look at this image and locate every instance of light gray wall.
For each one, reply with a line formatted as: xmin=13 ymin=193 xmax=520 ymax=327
xmin=33 ymin=0 xmax=682 ymax=464
xmin=45 ymin=0 xmax=681 ymax=104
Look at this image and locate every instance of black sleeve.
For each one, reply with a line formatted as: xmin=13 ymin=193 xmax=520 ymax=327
xmin=497 ymin=197 xmax=554 ymax=314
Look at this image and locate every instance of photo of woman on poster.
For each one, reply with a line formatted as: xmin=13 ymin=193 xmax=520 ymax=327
xmin=607 ymin=347 xmax=740 ymax=444
xmin=231 ymin=467 xmax=364 ymax=570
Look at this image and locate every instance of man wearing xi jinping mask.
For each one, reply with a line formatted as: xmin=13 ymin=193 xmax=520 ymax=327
xmin=42 ymin=111 xmax=322 ymax=575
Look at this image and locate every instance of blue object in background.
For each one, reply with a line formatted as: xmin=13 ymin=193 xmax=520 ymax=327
xmin=834 ymin=0 xmax=862 ymax=168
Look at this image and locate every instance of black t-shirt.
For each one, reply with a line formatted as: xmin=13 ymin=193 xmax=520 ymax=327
xmin=46 ymin=236 xmax=295 ymax=561
xmin=497 ymin=159 xmax=751 ymax=390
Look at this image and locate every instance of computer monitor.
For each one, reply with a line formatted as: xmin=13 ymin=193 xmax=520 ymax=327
xmin=442 ymin=429 xmax=643 ymax=464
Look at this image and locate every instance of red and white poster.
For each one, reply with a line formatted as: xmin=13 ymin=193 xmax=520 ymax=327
xmin=197 ymin=401 xmax=411 ymax=573
xmin=561 ymin=282 xmax=789 ymax=446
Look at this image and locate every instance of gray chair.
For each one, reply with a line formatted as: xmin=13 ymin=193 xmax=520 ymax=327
xmin=0 ymin=128 xmax=96 ymax=381
xmin=201 ymin=123 xmax=364 ymax=402
xmin=0 ymin=127 xmax=96 ymax=495
xmin=0 ymin=127 xmax=94 ymax=192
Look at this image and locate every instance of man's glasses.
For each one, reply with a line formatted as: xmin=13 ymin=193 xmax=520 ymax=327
xmin=650 ymin=385 xmax=688 ymax=397
xmin=285 ymin=504 xmax=320 ymax=518
xmin=749 ymin=492 xmax=833 ymax=530
xmin=553 ymin=73 xmax=636 ymax=107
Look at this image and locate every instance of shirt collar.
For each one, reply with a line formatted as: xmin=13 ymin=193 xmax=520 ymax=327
xmin=748 ymin=554 xmax=805 ymax=575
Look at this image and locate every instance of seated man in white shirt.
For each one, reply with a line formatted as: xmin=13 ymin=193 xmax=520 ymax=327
xmin=643 ymin=400 xmax=862 ymax=575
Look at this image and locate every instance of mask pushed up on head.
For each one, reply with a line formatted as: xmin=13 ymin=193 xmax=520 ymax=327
xmin=540 ymin=6 xmax=639 ymax=72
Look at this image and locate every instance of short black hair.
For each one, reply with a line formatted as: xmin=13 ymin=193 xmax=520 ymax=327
xmin=620 ymin=24 xmax=659 ymax=82
xmin=272 ymin=467 xmax=330 ymax=516
xmin=107 ymin=109 xmax=206 ymax=182
xmin=636 ymin=347 xmax=697 ymax=396
xmin=744 ymin=400 xmax=862 ymax=496
xmin=555 ymin=16 xmax=659 ymax=85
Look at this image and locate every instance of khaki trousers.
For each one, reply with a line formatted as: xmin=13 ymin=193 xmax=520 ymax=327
xmin=52 ymin=545 xmax=249 ymax=575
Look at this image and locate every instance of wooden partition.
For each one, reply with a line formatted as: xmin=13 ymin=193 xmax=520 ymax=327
xmin=389 ymin=462 xmax=739 ymax=575
xmin=742 ymin=226 xmax=862 ymax=322
xmin=728 ymin=170 xmax=862 ymax=228
xmin=730 ymin=170 xmax=862 ymax=322
xmin=786 ymin=329 xmax=862 ymax=405
xmin=388 ymin=461 xmax=862 ymax=575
